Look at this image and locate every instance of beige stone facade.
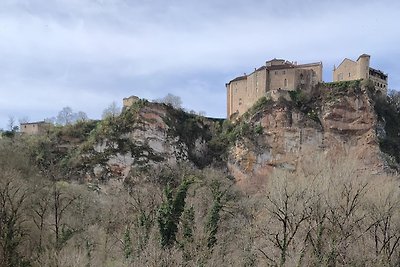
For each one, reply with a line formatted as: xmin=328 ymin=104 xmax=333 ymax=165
xmin=333 ymin=54 xmax=388 ymax=94
xmin=226 ymin=58 xmax=323 ymax=118
xmin=20 ymin=121 xmax=50 ymax=135
xmin=123 ymin=95 xmax=140 ymax=109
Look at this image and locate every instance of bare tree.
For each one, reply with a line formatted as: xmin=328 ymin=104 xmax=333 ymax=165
xmin=55 ymin=107 xmax=88 ymax=125
xmin=7 ymin=116 xmax=18 ymax=132
xmin=366 ymin=180 xmax=400 ymax=265
xmin=0 ymin=175 xmax=29 ymax=267
xmin=56 ymin=107 xmax=74 ymax=125
xmin=30 ymin=185 xmax=52 ymax=251
xmin=75 ymin=111 xmax=88 ymax=122
xmin=155 ymin=93 xmax=182 ymax=109
xmin=259 ymin=173 xmax=313 ymax=266
xmin=51 ymin=184 xmax=79 ymax=251
xmin=102 ymin=101 xmax=121 ymax=119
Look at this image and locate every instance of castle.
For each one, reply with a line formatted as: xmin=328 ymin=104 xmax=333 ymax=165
xmin=333 ymin=54 xmax=388 ymax=94
xmin=226 ymin=54 xmax=388 ymax=118
xmin=226 ymin=59 xmax=322 ymax=118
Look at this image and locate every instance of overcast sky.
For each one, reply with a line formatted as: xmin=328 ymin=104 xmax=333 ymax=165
xmin=1 ymin=0 xmax=400 ymax=129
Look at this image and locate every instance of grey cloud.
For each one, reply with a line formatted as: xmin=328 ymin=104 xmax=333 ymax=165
xmin=1 ymin=0 xmax=399 ymax=128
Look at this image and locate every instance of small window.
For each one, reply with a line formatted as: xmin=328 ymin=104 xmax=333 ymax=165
xmin=275 ymin=71 xmax=278 ymax=75
xmin=284 ymin=79 xmax=288 ymax=87
xmin=283 ymin=70 xmax=286 ymax=75
xmin=348 ymin=73 xmax=351 ymax=77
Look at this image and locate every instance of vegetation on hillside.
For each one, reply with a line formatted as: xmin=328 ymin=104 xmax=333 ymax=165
xmin=1 ymin=85 xmax=400 ymax=266
xmin=373 ymin=89 xmax=400 ymax=168
xmin=1 ymin=137 xmax=400 ymax=266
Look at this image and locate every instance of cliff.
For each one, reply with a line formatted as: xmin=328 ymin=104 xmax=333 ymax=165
xmin=28 ymin=99 xmax=221 ymax=183
xmin=26 ymin=82 xmax=399 ymax=189
xmin=227 ymin=81 xmax=393 ymax=189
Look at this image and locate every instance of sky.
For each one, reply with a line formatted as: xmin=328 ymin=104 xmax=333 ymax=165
xmin=1 ymin=0 xmax=400 ymax=129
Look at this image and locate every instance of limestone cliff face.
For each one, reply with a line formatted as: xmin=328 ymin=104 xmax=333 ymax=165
xmin=71 ymin=84 xmax=390 ymax=187
xmin=81 ymin=101 xmax=212 ymax=181
xmin=228 ymin=85 xmax=384 ymax=187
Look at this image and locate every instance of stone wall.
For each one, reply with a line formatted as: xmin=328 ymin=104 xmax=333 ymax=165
xmin=333 ymin=54 xmax=388 ymax=93
xmin=226 ymin=59 xmax=322 ymax=118
xmin=123 ymin=95 xmax=140 ymax=109
xmin=20 ymin=121 xmax=49 ymax=135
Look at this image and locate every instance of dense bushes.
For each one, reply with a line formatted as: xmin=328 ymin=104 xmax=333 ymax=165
xmin=2 ymin=131 xmax=400 ymax=266
xmin=374 ymin=90 xmax=400 ymax=166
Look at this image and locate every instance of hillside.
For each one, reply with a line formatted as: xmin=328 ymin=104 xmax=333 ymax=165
xmin=1 ymin=81 xmax=400 ymax=266
xmin=21 ymin=80 xmax=399 ymax=187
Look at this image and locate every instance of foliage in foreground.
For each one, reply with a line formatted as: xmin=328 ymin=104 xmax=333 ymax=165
xmin=1 ymin=137 xmax=400 ymax=266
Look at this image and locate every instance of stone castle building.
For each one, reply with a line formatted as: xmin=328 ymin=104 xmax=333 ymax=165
xmin=20 ymin=121 xmax=50 ymax=135
xmin=123 ymin=95 xmax=140 ymax=109
xmin=333 ymin=54 xmax=388 ymax=94
xmin=227 ymin=54 xmax=388 ymax=119
xmin=226 ymin=58 xmax=323 ymax=118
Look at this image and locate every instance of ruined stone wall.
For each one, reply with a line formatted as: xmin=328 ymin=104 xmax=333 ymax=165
xmin=123 ymin=96 xmax=140 ymax=109
xmin=20 ymin=122 xmax=49 ymax=135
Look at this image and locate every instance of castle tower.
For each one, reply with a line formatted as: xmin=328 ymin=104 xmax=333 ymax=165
xmin=357 ymin=54 xmax=370 ymax=80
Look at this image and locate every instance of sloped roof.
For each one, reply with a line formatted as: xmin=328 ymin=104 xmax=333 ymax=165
xmin=228 ymin=75 xmax=247 ymax=83
xmin=336 ymin=58 xmax=356 ymax=69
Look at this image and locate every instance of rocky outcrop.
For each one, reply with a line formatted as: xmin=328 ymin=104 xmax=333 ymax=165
xmin=61 ymin=83 xmax=393 ymax=188
xmin=228 ymin=85 xmax=385 ymax=188
xmin=80 ymin=101 xmax=213 ymax=181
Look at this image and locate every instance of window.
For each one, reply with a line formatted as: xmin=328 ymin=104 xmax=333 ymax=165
xmin=348 ymin=72 xmax=351 ymax=77
xmin=284 ymin=79 xmax=288 ymax=87
xmin=283 ymin=70 xmax=286 ymax=75
xmin=275 ymin=71 xmax=278 ymax=75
